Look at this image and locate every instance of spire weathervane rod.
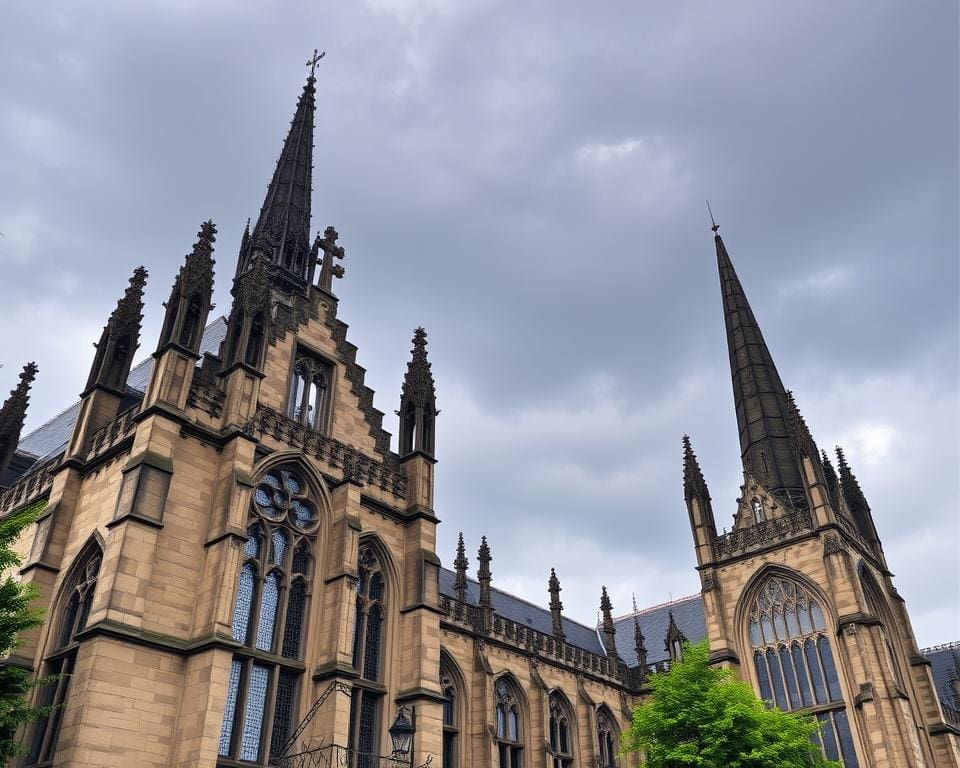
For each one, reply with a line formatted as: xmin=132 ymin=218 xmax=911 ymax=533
xmin=306 ymin=48 xmax=326 ymax=79
xmin=706 ymin=200 xmax=719 ymax=234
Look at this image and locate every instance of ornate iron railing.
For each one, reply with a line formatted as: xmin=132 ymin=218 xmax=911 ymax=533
xmin=713 ymin=509 xmax=813 ymax=560
xmin=244 ymin=406 xmax=407 ymax=499
xmin=273 ymin=743 xmax=432 ymax=768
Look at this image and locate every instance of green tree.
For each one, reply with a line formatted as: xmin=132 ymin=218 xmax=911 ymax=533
xmin=0 ymin=501 xmax=48 ymax=760
xmin=623 ymin=640 xmax=839 ymax=768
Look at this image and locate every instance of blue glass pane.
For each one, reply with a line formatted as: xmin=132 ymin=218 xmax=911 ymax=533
xmin=508 ymin=708 xmax=519 ymax=741
xmin=798 ymin=602 xmax=812 ymax=634
xmin=766 ymin=649 xmax=787 ymax=710
xmin=779 ymin=646 xmax=801 ymax=710
xmin=232 ymin=564 xmax=255 ymax=643
xmin=811 ymin=601 xmax=826 ymax=630
xmin=255 ymin=487 xmax=272 ymax=507
xmin=218 ymin=659 xmax=242 ymax=755
xmin=817 ymin=636 xmax=843 ymax=702
xmin=239 ymin=664 xmax=270 ymax=761
xmin=817 ymin=713 xmax=840 ymax=761
xmin=805 ymin=638 xmax=828 ymax=704
xmin=271 ymin=530 xmax=288 ymax=565
xmin=282 ymin=580 xmax=306 ymax=659
xmin=283 ymin=473 xmax=302 ymax=495
xmin=292 ymin=500 xmax=315 ymax=527
xmin=749 ymin=619 xmax=761 ymax=646
xmin=292 ymin=542 xmax=310 ymax=575
xmin=256 ymin=572 xmax=281 ymax=651
xmin=791 ymin=642 xmax=812 ymax=707
xmin=754 ymin=651 xmax=772 ymax=705
xmin=265 ymin=472 xmax=281 ymax=488
xmin=761 ymin=615 xmax=774 ymax=644
xmin=786 ymin=605 xmax=801 ymax=637
xmin=244 ymin=526 xmax=261 ymax=558
xmin=773 ymin=611 xmax=788 ymax=641
xmin=497 ymin=704 xmax=506 ymax=738
xmin=834 ymin=709 xmax=859 ymax=767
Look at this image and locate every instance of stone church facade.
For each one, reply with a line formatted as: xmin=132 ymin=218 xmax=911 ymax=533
xmin=0 ymin=67 xmax=957 ymax=768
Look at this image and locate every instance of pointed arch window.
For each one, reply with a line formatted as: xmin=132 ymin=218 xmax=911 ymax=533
xmin=752 ymin=498 xmax=765 ymax=524
xmin=349 ymin=542 xmax=388 ymax=763
xmin=859 ymin=566 xmax=907 ymax=693
xmin=494 ymin=677 xmax=523 ymax=768
xmin=747 ymin=574 xmax=859 ymax=767
xmin=28 ymin=544 xmax=103 ymax=765
xmin=219 ymin=467 xmax=318 ymax=765
xmin=596 ymin=707 xmax=619 ymax=768
xmin=288 ymin=349 xmax=332 ymax=432
xmin=548 ymin=692 xmax=574 ymax=768
xmin=440 ymin=658 xmax=462 ymax=768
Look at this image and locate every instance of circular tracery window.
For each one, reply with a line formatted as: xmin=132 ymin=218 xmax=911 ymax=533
xmin=253 ymin=469 xmax=318 ymax=530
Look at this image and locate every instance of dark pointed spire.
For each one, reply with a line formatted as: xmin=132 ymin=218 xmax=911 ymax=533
xmin=821 ymin=449 xmax=841 ymax=509
xmin=240 ymin=67 xmax=317 ymax=289
xmin=398 ymin=327 xmax=438 ymax=458
xmin=600 ymin=586 xmax=617 ymax=657
xmin=548 ymin=568 xmax=565 ymax=642
xmin=477 ymin=536 xmax=493 ymax=633
xmin=85 ymin=267 xmax=148 ymax=393
xmin=715 ymin=231 xmax=805 ymax=504
xmin=0 ymin=363 xmax=38 ymax=479
xmin=158 ymin=221 xmax=216 ymax=353
xmin=632 ymin=594 xmax=649 ymax=681
xmin=453 ymin=532 xmax=469 ymax=603
xmin=682 ymin=434 xmax=711 ymax=502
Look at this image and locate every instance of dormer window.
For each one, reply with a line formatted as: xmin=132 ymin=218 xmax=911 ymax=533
xmin=752 ymin=498 xmax=765 ymax=524
xmin=288 ymin=348 xmax=332 ymax=432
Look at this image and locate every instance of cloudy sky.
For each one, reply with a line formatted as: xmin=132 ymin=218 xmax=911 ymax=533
xmin=2 ymin=1 xmax=957 ymax=646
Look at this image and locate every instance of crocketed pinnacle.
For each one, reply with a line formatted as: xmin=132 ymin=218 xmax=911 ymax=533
xmin=0 ymin=362 xmax=38 ymax=455
xmin=548 ymin=568 xmax=565 ymax=641
xmin=715 ymin=232 xmax=805 ymax=500
xmin=682 ymin=434 xmax=711 ymax=502
xmin=109 ymin=267 xmax=149 ymax=337
xmin=821 ymin=449 xmax=841 ymax=509
xmin=401 ymin=328 xmax=437 ymax=410
xmin=477 ymin=536 xmax=493 ymax=614
xmin=786 ymin=390 xmax=818 ymax=460
xmin=836 ymin=446 xmax=870 ymax=517
xmin=175 ymin=220 xmax=216 ymax=302
xmin=453 ymin=532 xmax=469 ymax=603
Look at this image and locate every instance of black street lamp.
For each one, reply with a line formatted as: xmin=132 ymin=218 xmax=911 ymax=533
xmin=388 ymin=706 xmax=416 ymax=764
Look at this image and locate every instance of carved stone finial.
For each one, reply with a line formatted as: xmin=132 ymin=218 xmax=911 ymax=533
xmin=600 ymin=586 xmax=618 ymax=658
xmin=631 ymin=595 xmax=648 ymax=681
xmin=785 ymin=390 xmax=818 ymax=460
xmin=548 ymin=568 xmax=565 ymax=642
xmin=178 ymin=220 xmax=217 ymax=300
xmin=477 ymin=536 xmax=493 ymax=633
xmin=110 ymin=267 xmax=149 ymax=337
xmin=0 ymin=362 xmax=38 ymax=475
xmin=682 ymin=434 xmax=711 ymax=502
xmin=453 ymin=532 xmax=469 ymax=603
xmin=836 ymin=446 xmax=870 ymax=515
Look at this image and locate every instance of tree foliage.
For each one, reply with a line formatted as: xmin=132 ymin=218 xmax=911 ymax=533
xmin=0 ymin=501 xmax=48 ymax=760
xmin=623 ymin=640 xmax=839 ymax=768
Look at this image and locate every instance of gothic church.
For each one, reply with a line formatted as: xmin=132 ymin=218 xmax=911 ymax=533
xmin=0 ymin=65 xmax=958 ymax=768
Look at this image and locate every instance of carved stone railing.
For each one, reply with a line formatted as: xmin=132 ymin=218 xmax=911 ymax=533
xmin=943 ymin=703 xmax=960 ymax=729
xmin=0 ymin=455 xmax=58 ymax=514
xmin=836 ymin=512 xmax=873 ymax=553
xmin=245 ymin=406 xmax=407 ymax=499
xmin=713 ymin=509 xmax=814 ymax=560
xmin=187 ymin=381 xmax=225 ymax=417
xmin=439 ymin=595 xmax=622 ymax=682
xmin=85 ymin=404 xmax=140 ymax=463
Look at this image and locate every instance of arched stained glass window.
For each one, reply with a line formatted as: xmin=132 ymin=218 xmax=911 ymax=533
xmin=548 ymin=692 xmax=575 ymax=768
xmin=596 ymin=707 xmax=618 ymax=768
xmin=28 ymin=543 xmax=103 ymax=766
xmin=747 ymin=574 xmax=859 ymax=767
xmin=219 ymin=467 xmax=318 ymax=765
xmin=494 ymin=677 xmax=523 ymax=768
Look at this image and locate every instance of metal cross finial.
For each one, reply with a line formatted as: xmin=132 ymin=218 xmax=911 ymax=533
xmin=306 ymin=48 xmax=326 ymax=78
xmin=706 ymin=200 xmax=719 ymax=234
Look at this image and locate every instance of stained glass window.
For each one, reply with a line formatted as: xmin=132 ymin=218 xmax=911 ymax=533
xmin=548 ymin=693 xmax=574 ymax=768
xmin=748 ymin=574 xmax=859 ymax=767
xmin=219 ymin=466 xmax=318 ymax=765
xmin=494 ymin=677 xmax=523 ymax=768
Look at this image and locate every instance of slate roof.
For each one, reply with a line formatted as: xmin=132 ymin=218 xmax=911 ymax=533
xmin=11 ymin=317 xmax=229 ymax=481
xmin=924 ymin=642 xmax=960 ymax=713
xmin=610 ymin=593 xmax=708 ymax=667
xmin=438 ymin=567 xmax=606 ymax=656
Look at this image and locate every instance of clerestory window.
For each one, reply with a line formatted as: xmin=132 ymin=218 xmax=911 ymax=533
xmin=494 ymin=677 xmax=523 ymax=768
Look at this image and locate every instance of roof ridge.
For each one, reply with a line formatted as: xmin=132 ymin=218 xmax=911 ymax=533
xmin=611 ymin=592 xmax=701 ymax=623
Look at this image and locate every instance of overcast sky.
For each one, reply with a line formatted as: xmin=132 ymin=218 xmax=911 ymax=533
xmin=1 ymin=1 xmax=957 ymax=647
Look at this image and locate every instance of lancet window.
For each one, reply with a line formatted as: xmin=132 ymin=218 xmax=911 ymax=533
xmin=219 ymin=467 xmax=318 ymax=765
xmin=28 ymin=543 xmax=103 ymax=765
xmin=596 ymin=707 xmax=619 ymax=768
xmin=548 ymin=692 xmax=574 ymax=768
xmin=288 ymin=349 xmax=332 ymax=432
xmin=440 ymin=660 xmax=460 ymax=768
xmin=747 ymin=574 xmax=859 ymax=766
xmin=350 ymin=542 xmax=388 ymax=764
xmin=494 ymin=677 xmax=523 ymax=768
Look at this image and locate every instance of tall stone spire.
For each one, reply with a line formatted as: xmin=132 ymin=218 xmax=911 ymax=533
xmin=683 ymin=435 xmax=717 ymax=567
xmin=238 ymin=66 xmax=318 ymax=290
xmin=398 ymin=328 xmax=438 ymax=458
xmin=0 ymin=362 xmax=38 ymax=479
xmin=453 ymin=532 xmax=469 ymax=603
xmin=85 ymin=267 xmax=148 ymax=394
xmin=600 ymin=586 xmax=617 ymax=658
xmin=714 ymin=229 xmax=805 ymax=505
xmin=548 ymin=568 xmax=565 ymax=642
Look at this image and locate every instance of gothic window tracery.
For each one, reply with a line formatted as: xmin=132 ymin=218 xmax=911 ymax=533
xmin=288 ymin=350 xmax=332 ymax=432
xmin=747 ymin=574 xmax=859 ymax=766
xmin=548 ymin=692 xmax=574 ymax=768
xmin=349 ymin=541 xmax=388 ymax=763
xmin=28 ymin=543 xmax=103 ymax=765
xmin=219 ymin=467 xmax=318 ymax=765
xmin=494 ymin=677 xmax=523 ymax=768
xmin=596 ymin=707 xmax=619 ymax=768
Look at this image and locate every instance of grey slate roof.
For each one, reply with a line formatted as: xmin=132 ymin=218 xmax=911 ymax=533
xmin=12 ymin=317 xmax=229 ymax=479
xmin=610 ymin=593 xmax=707 ymax=667
xmin=438 ymin=567 xmax=605 ymax=656
xmin=924 ymin=642 xmax=960 ymax=713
